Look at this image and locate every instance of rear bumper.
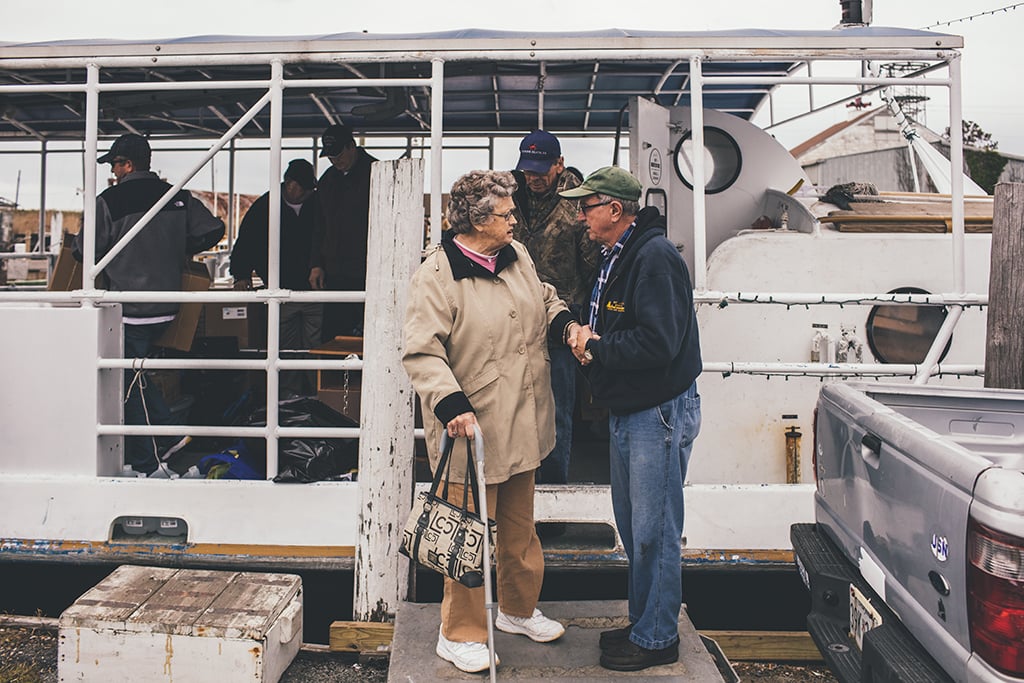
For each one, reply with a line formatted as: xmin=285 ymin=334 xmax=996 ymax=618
xmin=790 ymin=523 xmax=953 ymax=683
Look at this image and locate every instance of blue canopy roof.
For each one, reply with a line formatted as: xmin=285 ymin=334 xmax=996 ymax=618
xmin=0 ymin=27 xmax=962 ymax=140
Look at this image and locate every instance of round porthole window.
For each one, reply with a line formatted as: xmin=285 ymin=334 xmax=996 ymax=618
xmin=866 ymin=287 xmax=951 ymax=364
xmin=672 ymin=126 xmax=742 ymax=194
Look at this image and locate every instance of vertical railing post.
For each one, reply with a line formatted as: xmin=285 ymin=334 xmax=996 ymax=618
xmin=38 ymin=139 xmax=47 ymax=272
xmin=227 ymin=138 xmax=237 ymax=251
xmin=265 ymin=60 xmax=283 ymax=477
xmin=82 ymin=64 xmax=99 ymax=292
xmin=913 ymin=53 xmax=966 ymax=385
xmin=689 ymin=55 xmax=708 ymax=292
xmin=354 ymin=158 xmax=423 ymax=621
xmin=429 ymin=59 xmax=444 ymax=246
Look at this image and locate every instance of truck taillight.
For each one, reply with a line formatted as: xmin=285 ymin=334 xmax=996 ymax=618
xmin=967 ymin=517 xmax=1024 ymax=677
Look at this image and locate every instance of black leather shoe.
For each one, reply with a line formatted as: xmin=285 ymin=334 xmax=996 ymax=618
xmin=598 ymin=624 xmax=632 ymax=650
xmin=599 ymin=640 xmax=679 ymax=671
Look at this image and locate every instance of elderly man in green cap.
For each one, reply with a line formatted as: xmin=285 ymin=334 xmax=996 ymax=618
xmin=560 ymin=166 xmax=703 ymax=672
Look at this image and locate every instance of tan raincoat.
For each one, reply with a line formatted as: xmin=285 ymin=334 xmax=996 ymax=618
xmin=402 ymin=238 xmax=570 ymax=483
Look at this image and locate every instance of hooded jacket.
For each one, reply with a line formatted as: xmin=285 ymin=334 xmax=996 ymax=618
xmin=402 ymin=231 xmax=574 ymax=483
xmin=77 ymin=170 xmax=224 ymax=319
xmin=584 ymin=206 xmax=702 ymax=414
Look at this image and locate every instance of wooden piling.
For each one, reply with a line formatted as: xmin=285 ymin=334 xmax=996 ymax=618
xmin=985 ymin=182 xmax=1024 ymax=389
xmin=353 ymin=158 xmax=424 ymax=621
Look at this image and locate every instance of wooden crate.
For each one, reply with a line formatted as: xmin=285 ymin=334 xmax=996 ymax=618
xmin=59 ymin=565 xmax=302 ymax=683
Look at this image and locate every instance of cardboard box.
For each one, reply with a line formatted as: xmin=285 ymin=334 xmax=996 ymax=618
xmin=317 ymin=384 xmax=362 ymax=423
xmin=59 ymin=565 xmax=302 ymax=683
xmin=155 ymin=261 xmax=211 ymax=352
xmin=47 ymin=230 xmax=83 ymax=291
xmin=312 ymin=337 xmax=364 ymax=423
xmin=202 ymin=302 xmax=250 ymax=348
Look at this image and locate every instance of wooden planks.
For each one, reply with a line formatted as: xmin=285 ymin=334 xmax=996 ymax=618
xmin=701 ymin=630 xmax=823 ymax=662
xmin=327 ymin=619 xmax=824 ymax=663
xmin=329 ymin=620 xmax=394 ymax=654
xmin=820 ymin=198 xmax=993 ymax=232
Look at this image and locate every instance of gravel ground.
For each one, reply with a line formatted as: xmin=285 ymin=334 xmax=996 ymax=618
xmin=0 ymin=626 xmax=389 ymax=683
xmin=0 ymin=625 xmax=835 ymax=683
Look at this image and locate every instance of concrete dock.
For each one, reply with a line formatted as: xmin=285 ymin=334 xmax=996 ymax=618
xmin=388 ymin=599 xmax=727 ymax=681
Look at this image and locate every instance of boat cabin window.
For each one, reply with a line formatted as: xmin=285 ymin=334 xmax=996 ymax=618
xmin=672 ymin=126 xmax=742 ymax=195
xmin=866 ymin=287 xmax=951 ymax=364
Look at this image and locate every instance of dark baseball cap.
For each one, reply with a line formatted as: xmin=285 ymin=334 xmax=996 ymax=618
xmin=559 ymin=166 xmax=642 ymax=202
xmin=98 ymin=133 xmax=151 ymax=166
xmin=515 ymin=130 xmax=561 ymax=173
xmin=284 ymin=159 xmax=317 ymax=191
xmin=320 ymin=124 xmax=355 ymax=157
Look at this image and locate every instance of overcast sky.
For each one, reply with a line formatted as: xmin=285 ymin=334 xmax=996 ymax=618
xmin=2 ymin=0 xmax=1021 ymax=209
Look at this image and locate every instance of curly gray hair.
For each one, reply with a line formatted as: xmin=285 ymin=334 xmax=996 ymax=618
xmin=446 ymin=170 xmax=517 ymax=235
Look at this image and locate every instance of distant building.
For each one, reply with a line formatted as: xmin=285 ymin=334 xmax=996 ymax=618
xmin=791 ymin=106 xmax=1024 ymax=194
xmin=791 ymin=106 xmax=944 ymax=192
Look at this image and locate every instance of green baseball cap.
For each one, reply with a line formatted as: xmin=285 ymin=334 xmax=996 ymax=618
xmin=558 ymin=165 xmax=641 ymax=201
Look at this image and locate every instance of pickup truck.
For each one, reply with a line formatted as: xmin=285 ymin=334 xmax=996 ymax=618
xmin=792 ymin=382 xmax=1024 ymax=683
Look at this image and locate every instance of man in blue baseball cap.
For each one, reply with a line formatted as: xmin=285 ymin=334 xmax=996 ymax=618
xmin=510 ymin=131 xmax=601 ymax=510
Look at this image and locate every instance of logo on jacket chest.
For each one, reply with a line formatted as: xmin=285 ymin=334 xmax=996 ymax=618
xmin=605 ymin=300 xmax=625 ymax=313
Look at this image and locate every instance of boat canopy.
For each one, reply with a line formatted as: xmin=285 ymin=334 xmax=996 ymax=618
xmin=0 ymin=27 xmax=962 ymax=140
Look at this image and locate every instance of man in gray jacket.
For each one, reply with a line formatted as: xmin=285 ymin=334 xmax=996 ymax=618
xmin=77 ymin=133 xmax=224 ymax=473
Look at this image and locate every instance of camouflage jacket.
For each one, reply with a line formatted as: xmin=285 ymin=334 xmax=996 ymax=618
xmin=511 ymin=169 xmax=602 ymax=310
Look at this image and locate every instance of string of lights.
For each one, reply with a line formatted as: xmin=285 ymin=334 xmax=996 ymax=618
xmin=694 ymin=292 xmax=988 ymax=308
xmin=922 ymin=3 xmax=1023 ymax=29
xmin=705 ymin=361 xmax=983 ymax=380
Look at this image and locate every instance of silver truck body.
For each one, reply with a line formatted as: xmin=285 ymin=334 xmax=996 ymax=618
xmin=814 ymin=381 xmax=1024 ymax=682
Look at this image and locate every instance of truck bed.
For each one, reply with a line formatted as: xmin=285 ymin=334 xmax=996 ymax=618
xmin=874 ymin=387 xmax=1024 ymax=469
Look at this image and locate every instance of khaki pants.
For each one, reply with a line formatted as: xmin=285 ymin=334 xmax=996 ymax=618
xmin=440 ymin=469 xmax=544 ymax=643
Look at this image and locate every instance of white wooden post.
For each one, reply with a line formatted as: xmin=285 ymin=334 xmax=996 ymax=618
xmin=354 ymin=158 xmax=424 ymax=621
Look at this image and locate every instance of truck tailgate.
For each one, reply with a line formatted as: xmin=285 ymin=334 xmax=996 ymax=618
xmin=814 ymin=382 xmax=1007 ymax=679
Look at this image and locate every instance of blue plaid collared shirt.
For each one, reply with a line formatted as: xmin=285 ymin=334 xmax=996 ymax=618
xmin=588 ymin=221 xmax=636 ymax=334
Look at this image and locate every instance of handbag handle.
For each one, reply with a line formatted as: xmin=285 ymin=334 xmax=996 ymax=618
xmin=438 ymin=431 xmax=484 ymax=516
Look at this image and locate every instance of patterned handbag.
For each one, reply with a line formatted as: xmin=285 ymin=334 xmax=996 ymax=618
xmin=399 ymin=435 xmax=497 ymax=587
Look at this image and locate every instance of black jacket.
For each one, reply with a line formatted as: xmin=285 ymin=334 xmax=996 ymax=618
xmin=584 ymin=207 xmax=702 ymax=414
xmin=230 ymin=185 xmax=316 ymax=291
xmin=309 ymin=148 xmax=376 ymax=289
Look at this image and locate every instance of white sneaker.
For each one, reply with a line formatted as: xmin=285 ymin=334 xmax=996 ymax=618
xmin=495 ymin=608 xmax=565 ymax=643
xmin=436 ymin=627 xmax=498 ymax=673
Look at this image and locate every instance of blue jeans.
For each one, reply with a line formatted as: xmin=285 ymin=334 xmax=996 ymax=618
xmin=123 ymin=322 xmax=177 ymax=473
xmin=608 ymin=382 xmax=701 ymax=650
xmin=537 ymin=344 xmax=575 ymax=485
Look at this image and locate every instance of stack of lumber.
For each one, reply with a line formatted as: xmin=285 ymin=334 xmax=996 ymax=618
xmin=820 ymin=196 xmax=993 ymax=233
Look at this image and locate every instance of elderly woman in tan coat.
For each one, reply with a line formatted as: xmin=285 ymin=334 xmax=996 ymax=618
xmin=403 ymin=170 xmax=582 ymax=673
